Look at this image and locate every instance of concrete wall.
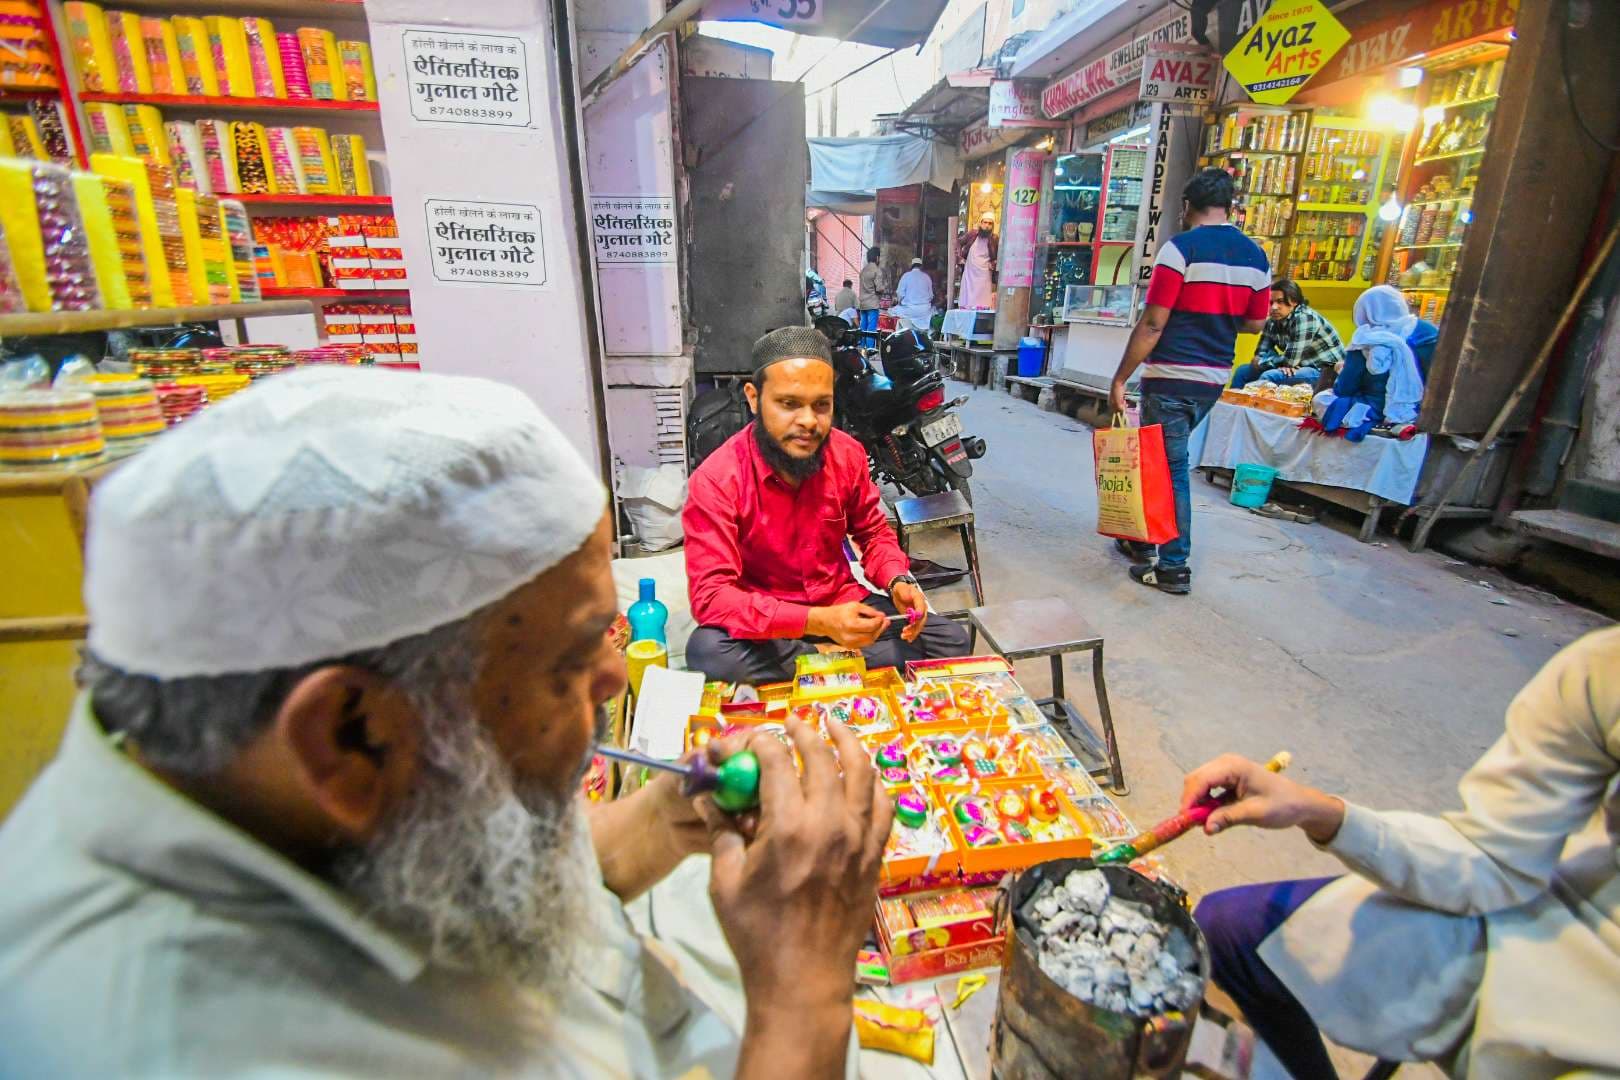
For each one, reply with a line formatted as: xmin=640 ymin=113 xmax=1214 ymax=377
xmin=1573 ymin=301 xmax=1620 ymax=486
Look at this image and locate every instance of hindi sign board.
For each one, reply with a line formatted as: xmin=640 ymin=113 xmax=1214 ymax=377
xmin=1223 ymin=0 xmax=1351 ymax=105
xmin=403 ymin=28 xmax=531 ymax=127
xmin=999 ymin=148 xmax=1046 ymax=289
xmin=1139 ymin=45 xmax=1220 ymax=106
xmin=988 ymin=79 xmax=1046 ymax=127
xmin=590 ymin=195 xmax=677 ymax=266
xmin=425 ymin=198 xmax=548 ymax=287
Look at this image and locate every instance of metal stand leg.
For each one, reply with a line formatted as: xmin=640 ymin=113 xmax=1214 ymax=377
xmin=959 ymin=524 xmax=984 ymax=605
xmin=1092 ymin=644 xmax=1126 ymax=795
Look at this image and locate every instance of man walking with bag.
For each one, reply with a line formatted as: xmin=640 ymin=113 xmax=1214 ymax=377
xmin=1108 ymin=168 xmax=1270 ymax=594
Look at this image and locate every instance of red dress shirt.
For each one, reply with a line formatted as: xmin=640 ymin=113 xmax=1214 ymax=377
xmin=683 ymin=424 xmax=911 ymax=640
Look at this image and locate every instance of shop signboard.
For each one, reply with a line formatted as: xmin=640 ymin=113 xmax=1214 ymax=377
xmin=988 ymin=79 xmax=1048 ymax=127
xmin=1222 ymin=0 xmax=1351 ymax=105
xmin=424 ymin=198 xmax=548 ymax=287
xmin=402 ymin=28 xmax=531 ymax=128
xmin=1084 ymin=100 xmax=1148 ymax=145
xmin=959 ymin=118 xmax=1024 ymax=161
xmin=999 ymin=148 xmax=1046 ymax=289
xmin=1138 ymin=45 xmax=1219 ymax=107
xmin=1041 ymin=8 xmax=1194 ymax=119
xmin=702 ymin=0 xmax=823 ymax=30
xmin=589 ymin=195 xmax=676 ymax=266
xmin=1135 ymin=104 xmax=1173 ymax=287
xmin=1323 ymin=0 xmax=1519 ymax=82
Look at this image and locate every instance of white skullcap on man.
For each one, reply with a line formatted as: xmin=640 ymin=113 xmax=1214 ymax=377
xmin=85 ymin=367 xmax=606 ymax=679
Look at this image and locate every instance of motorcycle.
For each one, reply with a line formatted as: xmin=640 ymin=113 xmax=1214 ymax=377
xmin=805 ymin=269 xmax=829 ymax=319
xmin=814 ymin=317 xmax=986 ymax=502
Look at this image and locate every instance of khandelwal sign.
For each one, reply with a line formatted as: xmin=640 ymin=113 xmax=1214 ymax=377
xmin=1041 ymin=9 xmax=1194 ymax=119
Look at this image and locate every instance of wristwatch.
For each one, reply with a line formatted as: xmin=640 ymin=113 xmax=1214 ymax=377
xmin=888 ymin=573 xmax=920 ymax=593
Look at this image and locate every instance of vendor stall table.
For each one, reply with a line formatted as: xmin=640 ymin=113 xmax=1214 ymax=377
xmin=961 ymin=598 xmax=1124 ymax=796
xmin=1196 ymin=402 xmax=1429 ymax=543
xmin=935 ymin=342 xmax=1003 ymax=387
xmin=939 ymin=309 xmax=994 ymax=345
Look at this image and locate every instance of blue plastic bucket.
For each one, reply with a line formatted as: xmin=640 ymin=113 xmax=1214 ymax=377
xmin=1229 ymin=463 xmax=1279 ymax=508
xmin=1016 ymin=337 xmax=1046 ymax=377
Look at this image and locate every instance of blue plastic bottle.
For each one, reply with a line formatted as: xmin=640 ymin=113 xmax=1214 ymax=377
xmin=626 ymin=578 xmax=668 ymax=645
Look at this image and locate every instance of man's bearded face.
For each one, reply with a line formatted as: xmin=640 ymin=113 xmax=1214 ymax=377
xmin=334 ymin=699 xmax=611 ymax=992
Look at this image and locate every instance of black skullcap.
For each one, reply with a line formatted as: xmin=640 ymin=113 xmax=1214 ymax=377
xmin=751 ymin=326 xmax=833 ymax=377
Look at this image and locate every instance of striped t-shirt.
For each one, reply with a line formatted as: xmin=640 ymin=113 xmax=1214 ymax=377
xmin=1140 ymin=224 xmax=1271 ymax=400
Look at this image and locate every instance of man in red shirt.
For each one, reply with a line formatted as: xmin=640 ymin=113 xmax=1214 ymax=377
xmin=683 ymin=327 xmax=971 ymax=685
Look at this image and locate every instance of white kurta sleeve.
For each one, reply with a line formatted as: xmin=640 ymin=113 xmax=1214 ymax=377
xmin=1324 ymin=629 xmax=1620 ymax=916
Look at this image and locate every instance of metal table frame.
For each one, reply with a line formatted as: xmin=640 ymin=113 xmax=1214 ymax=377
xmin=942 ymin=598 xmax=1125 ymax=795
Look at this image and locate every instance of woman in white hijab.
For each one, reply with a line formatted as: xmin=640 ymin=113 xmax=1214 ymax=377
xmin=1311 ymin=285 xmax=1426 ymax=440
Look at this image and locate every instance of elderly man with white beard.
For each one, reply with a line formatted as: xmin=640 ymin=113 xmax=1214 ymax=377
xmin=0 ymin=368 xmax=892 ymax=1077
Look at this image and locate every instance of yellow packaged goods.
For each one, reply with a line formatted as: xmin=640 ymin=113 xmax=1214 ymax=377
xmin=296 ymin=27 xmax=344 ymax=101
xmin=165 ymin=120 xmax=209 ymax=194
xmin=0 ymin=390 xmax=105 ymax=467
xmin=852 ymin=1000 xmax=935 ymax=1065
xmin=229 ymin=120 xmax=272 ymax=193
xmin=217 ymin=198 xmax=258 ymax=301
xmin=4 ymin=114 xmax=45 ymax=158
xmin=337 ymin=39 xmax=375 ymax=101
xmin=90 ymin=152 xmax=175 ymax=306
xmin=0 ymin=159 xmax=101 ymax=312
xmin=100 ymin=174 xmax=153 ymax=307
xmin=172 ymin=16 xmax=219 ymax=96
xmin=329 ymin=133 xmax=371 ymax=195
xmin=105 ymin=10 xmax=153 ymax=93
xmin=69 ymin=171 xmax=131 ymax=309
xmin=263 ymin=126 xmax=301 ymax=192
xmin=205 ymin=16 xmax=254 ymax=97
xmin=121 ymin=104 xmax=170 ymax=167
xmin=83 ymin=100 xmax=133 ymax=155
xmin=64 ymin=2 xmax=117 ymax=93
xmin=240 ymin=17 xmax=285 ymax=98
xmin=290 ymin=126 xmax=336 ymax=193
xmin=196 ymin=117 xmax=235 ymax=193
xmin=174 ymin=188 xmax=230 ymax=303
xmin=139 ymin=17 xmax=183 ymax=95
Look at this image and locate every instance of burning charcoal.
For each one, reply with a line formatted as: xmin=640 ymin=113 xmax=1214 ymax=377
xmin=1108 ymin=932 xmax=1136 ymax=961
xmin=1095 ymin=988 xmax=1129 ymax=1013
xmin=1100 ymin=901 xmax=1151 ymax=940
xmin=1033 ymin=893 xmax=1061 ymax=920
xmin=1156 ymin=949 xmax=1183 ymax=978
xmin=1128 ymin=933 xmax=1163 ymax=971
xmin=1094 ymin=958 xmax=1129 ymax=989
xmin=1061 ymin=869 xmax=1110 ymax=913
xmin=1130 ymin=965 xmax=1170 ymax=1003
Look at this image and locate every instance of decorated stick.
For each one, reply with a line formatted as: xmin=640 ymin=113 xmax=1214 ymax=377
xmin=593 ymin=745 xmax=761 ymax=812
xmin=1094 ymin=752 xmax=1291 ymax=865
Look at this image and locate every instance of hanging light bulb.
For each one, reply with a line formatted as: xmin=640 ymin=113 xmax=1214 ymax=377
xmin=980 ymin=180 xmax=993 ymax=194
xmin=1378 ymin=192 xmax=1403 ymax=222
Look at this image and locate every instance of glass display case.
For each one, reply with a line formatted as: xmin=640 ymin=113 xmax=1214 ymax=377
xmin=1062 ymin=283 xmax=1137 ymax=323
xmin=1092 ymin=143 xmax=1145 ymax=294
xmin=1033 ymin=152 xmax=1101 ymax=322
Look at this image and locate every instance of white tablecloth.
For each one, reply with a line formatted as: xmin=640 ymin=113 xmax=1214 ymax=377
xmin=940 ymin=308 xmax=993 ymax=343
xmin=1195 ymin=401 xmax=1429 ymax=505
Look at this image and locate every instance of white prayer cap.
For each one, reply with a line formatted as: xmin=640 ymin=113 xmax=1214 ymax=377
xmin=85 ymin=366 xmax=606 ymax=679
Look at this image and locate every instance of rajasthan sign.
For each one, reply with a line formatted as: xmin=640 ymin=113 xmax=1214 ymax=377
xmin=1223 ymin=0 xmax=1350 ymax=105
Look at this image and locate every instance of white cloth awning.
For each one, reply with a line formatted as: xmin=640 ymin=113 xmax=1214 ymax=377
xmin=806 ymin=135 xmax=959 ymax=211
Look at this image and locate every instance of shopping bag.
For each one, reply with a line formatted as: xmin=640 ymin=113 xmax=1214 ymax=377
xmin=1092 ymin=414 xmax=1178 ymax=544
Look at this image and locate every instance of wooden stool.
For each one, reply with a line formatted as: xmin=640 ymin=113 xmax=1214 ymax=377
xmin=963 ymin=597 xmax=1124 ymax=795
xmin=894 ymin=490 xmax=983 ymax=605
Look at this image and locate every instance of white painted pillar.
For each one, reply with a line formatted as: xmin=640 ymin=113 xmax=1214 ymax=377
xmin=365 ymin=0 xmax=606 ymax=474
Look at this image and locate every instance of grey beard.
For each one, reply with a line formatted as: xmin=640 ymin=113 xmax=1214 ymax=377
xmin=333 ymin=701 xmax=597 ymax=993
xmin=753 ymin=418 xmax=826 ymax=481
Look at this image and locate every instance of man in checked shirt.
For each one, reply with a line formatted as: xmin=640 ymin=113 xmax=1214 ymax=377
xmin=1229 ymin=279 xmax=1346 ymax=390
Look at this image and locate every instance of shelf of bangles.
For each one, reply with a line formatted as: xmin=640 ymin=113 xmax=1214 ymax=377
xmin=672 ymin=648 xmax=1155 ymax=991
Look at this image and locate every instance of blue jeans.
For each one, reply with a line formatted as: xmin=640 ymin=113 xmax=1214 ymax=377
xmin=859 ymin=308 xmax=880 ymax=347
xmin=1140 ymin=393 xmax=1215 ymax=568
xmin=1231 ymin=363 xmax=1322 ymax=389
xmin=1195 ymin=878 xmax=1339 ymax=1079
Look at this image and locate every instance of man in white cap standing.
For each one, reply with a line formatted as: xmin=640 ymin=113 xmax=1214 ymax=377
xmin=890 ymin=257 xmax=936 ymax=331
xmin=0 ymin=367 xmax=891 ymax=1076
